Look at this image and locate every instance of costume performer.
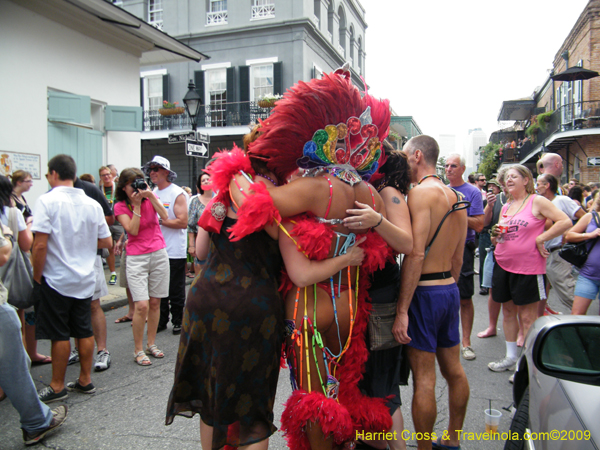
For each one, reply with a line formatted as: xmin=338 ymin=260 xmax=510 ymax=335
xmin=247 ymin=67 xmax=395 ymax=450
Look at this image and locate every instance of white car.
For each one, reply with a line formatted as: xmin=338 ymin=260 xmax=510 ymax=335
xmin=505 ymin=315 xmax=600 ymax=450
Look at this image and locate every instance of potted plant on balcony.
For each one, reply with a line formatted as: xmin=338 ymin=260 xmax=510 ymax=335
xmin=257 ymin=94 xmax=282 ymax=108
xmin=159 ymin=100 xmax=185 ymax=116
xmin=536 ymin=110 xmax=554 ymax=132
xmin=525 ymin=123 xmax=540 ymax=143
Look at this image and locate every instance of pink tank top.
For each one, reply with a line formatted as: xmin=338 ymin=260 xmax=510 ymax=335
xmin=494 ymin=194 xmax=547 ymax=275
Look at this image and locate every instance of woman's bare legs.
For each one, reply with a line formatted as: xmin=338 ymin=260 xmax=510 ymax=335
xmin=200 ymin=420 xmax=213 ymax=450
xmin=132 ymin=300 xmax=148 ymax=359
xmin=146 ymin=297 xmax=161 ymax=348
xmin=572 ymin=295 xmax=593 ymax=315
xmin=477 ymin=290 xmax=500 ymax=338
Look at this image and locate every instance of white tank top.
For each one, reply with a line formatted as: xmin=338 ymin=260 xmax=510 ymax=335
xmin=154 ymin=183 xmax=187 ymax=259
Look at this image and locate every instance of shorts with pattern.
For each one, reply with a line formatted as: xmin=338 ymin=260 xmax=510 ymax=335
xmin=407 ymin=283 xmax=460 ymax=353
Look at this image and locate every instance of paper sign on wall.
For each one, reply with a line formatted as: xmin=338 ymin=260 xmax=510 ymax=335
xmin=0 ymin=152 xmax=42 ymax=179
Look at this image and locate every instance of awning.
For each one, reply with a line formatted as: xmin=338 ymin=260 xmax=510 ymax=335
xmin=13 ymin=0 xmax=209 ymax=64
xmin=497 ymin=99 xmax=536 ymax=121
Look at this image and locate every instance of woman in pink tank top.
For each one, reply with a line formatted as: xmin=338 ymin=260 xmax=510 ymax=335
xmin=488 ymin=165 xmax=571 ymax=376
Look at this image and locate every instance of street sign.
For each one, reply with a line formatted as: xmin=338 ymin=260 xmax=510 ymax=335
xmin=168 ymin=131 xmax=196 ymax=144
xmin=197 ymin=132 xmax=210 ymax=144
xmin=588 ymin=157 xmax=600 ymax=166
xmin=186 ymin=140 xmax=209 ymax=158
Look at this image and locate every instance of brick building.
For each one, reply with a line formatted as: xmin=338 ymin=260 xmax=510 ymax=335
xmin=494 ymin=0 xmax=600 ymax=184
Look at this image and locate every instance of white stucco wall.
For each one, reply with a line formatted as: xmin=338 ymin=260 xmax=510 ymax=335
xmin=0 ymin=1 xmax=142 ymax=204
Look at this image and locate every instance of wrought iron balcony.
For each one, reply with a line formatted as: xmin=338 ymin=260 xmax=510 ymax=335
xmin=496 ymin=101 xmax=600 ymax=163
xmin=142 ymin=101 xmax=274 ymax=132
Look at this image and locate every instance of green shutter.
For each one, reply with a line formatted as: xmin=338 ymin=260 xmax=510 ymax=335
xmin=105 ymin=106 xmax=143 ymax=131
xmin=48 ymin=91 xmax=91 ymax=124
xmin=162 ymin=74 xmax=169 ymax=103
xmin=227 ymin=67 xmax=235 ymax=103
xmin=48 ymin=123 xmax=102 ymax=176
xmin=273 ymin=61 xmax=282 ymax=96
xmin=239 ymin=66 xmax=250 ymax=102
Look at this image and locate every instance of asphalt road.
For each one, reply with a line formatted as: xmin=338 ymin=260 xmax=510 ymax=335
xmin=0 ymin=270 xmax=594 ymax=450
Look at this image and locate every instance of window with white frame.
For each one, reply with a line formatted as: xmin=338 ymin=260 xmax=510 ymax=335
xmin=207 ymin=0 xmax=227 ymax=25
xmin=146 ymin=76 xmax=163 ymax=110
xmin=206 ymin=69 xmax=227 ymax=127
xmin=251 ymin=64 xmax=274 ymax=101
xmin=252 ymin=0 xmax=275 ymax=20
xmin=148 ymin=0 xmax=163 ymax=29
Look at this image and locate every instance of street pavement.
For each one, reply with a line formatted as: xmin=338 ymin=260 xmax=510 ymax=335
xmin=0 ymin=260 xmax=597 ymax=449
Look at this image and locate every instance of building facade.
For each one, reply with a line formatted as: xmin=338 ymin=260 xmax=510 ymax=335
xmin=494 ymin=0 xmax=600 ymax=184
xmin=117 ymin=0 xmax=369 ymax=189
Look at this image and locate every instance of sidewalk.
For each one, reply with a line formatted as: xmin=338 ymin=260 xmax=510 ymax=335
xmin=98 ymin=259 xmax=194 ymax=313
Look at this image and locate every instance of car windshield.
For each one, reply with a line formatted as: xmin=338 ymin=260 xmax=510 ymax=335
xmin=540 ymin=325 xmax=600 ymax=375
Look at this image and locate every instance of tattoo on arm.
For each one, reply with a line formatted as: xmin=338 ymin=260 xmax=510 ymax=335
xmin=392 ymin=196 xmax=401 ymax=204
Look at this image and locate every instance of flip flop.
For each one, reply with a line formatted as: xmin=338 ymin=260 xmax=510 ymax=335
xmin=31 ymin=355 xmax=52 ymax=365
xmin=432 ymin=437 xmax=461 ymax=450
xmin=115 ymin=316 xmax=133 ymax=324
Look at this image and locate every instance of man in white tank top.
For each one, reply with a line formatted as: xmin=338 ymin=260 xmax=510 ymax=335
xmin=143 ymin=156 xmax=188 ymax=335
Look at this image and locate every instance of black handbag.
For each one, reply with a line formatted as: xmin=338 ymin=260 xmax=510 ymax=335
xmin=559 ymin=211 xmax=600 ymax=268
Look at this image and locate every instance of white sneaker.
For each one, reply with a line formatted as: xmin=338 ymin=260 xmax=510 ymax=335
xmin=461 ymin=346 xmax=476 ymax=360
xmin=67 ymin=348 xmax=79 ymax=365
xmin=94 ymin=349 xmax=111 ymax=372
xmin=488 ymin=357 xmax=516 ymax=372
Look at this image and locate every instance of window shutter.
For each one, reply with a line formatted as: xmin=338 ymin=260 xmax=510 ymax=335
xmin=239 ymin=65 xmax=250 ymax=102
xmin=226 ymin=67 xmax=235 ymax=103
xmin=140 ymin=78 xmax=144 ymax=107
xmin=311 ymin=66 xmax=315 ymax=80
xmin=162 ymin=74 xmax=169 ymax=103
xmin=194 ymin=70 xmax=205 ymax=127
xmin=48 ymin=91 xmax=91 ymax=124
xmin=273 ymin=61 xmax=283 ymax=95
xmin=105 ymin=106 xmax=143 ymax=131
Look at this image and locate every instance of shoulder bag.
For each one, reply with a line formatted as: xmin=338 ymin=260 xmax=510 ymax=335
xmin=559 ymin=211 xmax=600 ymax=268
xmin=0 ymin=208 xmax=34 ymax=309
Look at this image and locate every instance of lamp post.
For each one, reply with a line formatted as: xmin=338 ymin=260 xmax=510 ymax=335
xmin=183 ymin=79 xmax=203 ymax=184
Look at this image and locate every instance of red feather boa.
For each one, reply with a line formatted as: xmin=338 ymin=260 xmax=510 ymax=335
xmin=228 ymin=182 xmax=281 ymax=241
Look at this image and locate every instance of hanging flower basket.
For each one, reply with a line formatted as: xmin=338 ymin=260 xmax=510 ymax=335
xmin=159 ymin=107 xmax=185 ymax=116
xmin=258 ymin=100 xmax=275 ymax=108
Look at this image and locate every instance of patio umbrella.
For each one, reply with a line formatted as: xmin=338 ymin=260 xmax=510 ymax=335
xmin=551 ymin=66 xmax=600 ymax=82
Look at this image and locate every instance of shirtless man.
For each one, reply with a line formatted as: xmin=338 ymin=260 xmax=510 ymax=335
xmin=394 ymin=136 xmax=470 ymax=450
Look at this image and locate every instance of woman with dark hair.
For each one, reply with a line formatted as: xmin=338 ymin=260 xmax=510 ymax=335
xmin=342 ymin=147 xmax=413 ymax=450
xmin=10 ymin=170 xmax=33 ymax=222
xmin=186 ymin=171 xmax=212 ymax=277
xmin=113 ymin=168 xmax=169 ymax=366
xmin=568 ymin=185 xmax=585 ymax=209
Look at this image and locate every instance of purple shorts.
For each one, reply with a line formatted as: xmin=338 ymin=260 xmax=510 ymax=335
xmin=407 ymin=283 xmax=460 ymax=353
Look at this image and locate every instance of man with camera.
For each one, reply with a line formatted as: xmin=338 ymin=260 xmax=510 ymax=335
xmin=445 ymin=154 xmax=484 ymax=361
xmin=143 ymin=156 xmax=188 ymax=335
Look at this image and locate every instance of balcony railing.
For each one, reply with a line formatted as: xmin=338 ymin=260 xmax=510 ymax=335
xmin=251 ymin=3 xmax=275 ymax=20
xmin=498 ymin=101 xmax=600 ymax=163
xmin=143 ymin=101 xmax=274 ymax=132
xmin=207 ymin=11 xmax=227 ymax=25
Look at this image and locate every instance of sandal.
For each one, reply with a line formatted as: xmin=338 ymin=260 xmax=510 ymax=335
xmin=134 ymin=351 xmax=152 ymax=366
xmin=146 ymin=344 xmax=164 ymax=358
xmin=31 ymin=355 xmax=52 ymax=365
xmin=186 ymin=272 xmax=196 ymax=278
xmin=115 ymin=315 xmax=133 ymax=324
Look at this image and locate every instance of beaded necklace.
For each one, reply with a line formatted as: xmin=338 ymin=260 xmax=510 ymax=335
xmin=417 ymin=174 xmax=443 ymax=185
xmin=257 ymin=173 xmax=278 ymax=186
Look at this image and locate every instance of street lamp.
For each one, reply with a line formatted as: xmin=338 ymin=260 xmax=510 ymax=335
xmin=183 ymin=79 xmax=202 ymax=131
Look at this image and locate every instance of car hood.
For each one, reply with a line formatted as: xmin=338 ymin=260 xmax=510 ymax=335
xmin=562 ymin=380 xmax=600 ymax=444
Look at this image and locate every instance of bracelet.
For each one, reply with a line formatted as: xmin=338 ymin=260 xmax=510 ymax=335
xmin=132 ymin=211 xmax=141 ymax=218
xmin=373 ymin=213 xmax=383 ymax=229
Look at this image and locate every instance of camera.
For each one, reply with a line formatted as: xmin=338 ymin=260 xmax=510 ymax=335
xmin=131 ymin=178 xmax=148 ymax=192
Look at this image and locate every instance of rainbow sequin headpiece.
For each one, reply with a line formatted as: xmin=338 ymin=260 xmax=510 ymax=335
xmin=297 ymin=106 xmax=381 ymax=184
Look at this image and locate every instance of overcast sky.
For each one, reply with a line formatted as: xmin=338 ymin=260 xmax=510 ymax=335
xmin=359 ymin=0 xmax=590 ymax=154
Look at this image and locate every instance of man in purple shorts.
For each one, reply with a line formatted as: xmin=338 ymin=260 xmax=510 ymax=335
xmin=394 ymin=136 xmax=470 ymax=450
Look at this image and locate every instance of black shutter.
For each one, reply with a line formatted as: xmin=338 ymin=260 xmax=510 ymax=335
xmin=239 ymin=65 xmax=250 ymax=102
xmin=273 ymin=61 xmax=282 ymax=95
xmin=311 ymin=66 xmax=315 ymax=80
xmin=194 ymin=70 xmax=205 ymax=127
xmin=162 ymin=74 xmax=169 ymax=102
xmin=226 ymin=67 xmax=235 ymax=103
xmin=140 ymin=78 xmax=144 ymax=107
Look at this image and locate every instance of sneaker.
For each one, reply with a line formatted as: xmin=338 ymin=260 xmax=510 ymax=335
xmin=108 ymin=273 xmax=117 ymax=285
xmin=479 ymin=287 xmax=489 ymax=296
xmin=68 ymin=348 xmax=79 ymax=365
xmin=66 ymin=379 xmax=96 ymax=394
xmin=38 ymin=386 xmax=68 ymax=404
xmin=22 ymin=405 xmax=68 ymax=445
xmin=94 ymin=349 xmax=111 ymax=372
xmin=172 ymin=324 xmax=182 ymax=335
xmin=509 ymin=373 xmax=515 ymax=384
xmin=544 ymin=305 xmax=561 ymax=315
xmin=488 ymin=357 xmax=517 ymax=372
xmin=461 ymin=346 xmax=476 ymax=360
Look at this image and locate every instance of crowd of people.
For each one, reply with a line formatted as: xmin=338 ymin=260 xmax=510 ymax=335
xmin=2 ymin=69 xmax=600 ymax=450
